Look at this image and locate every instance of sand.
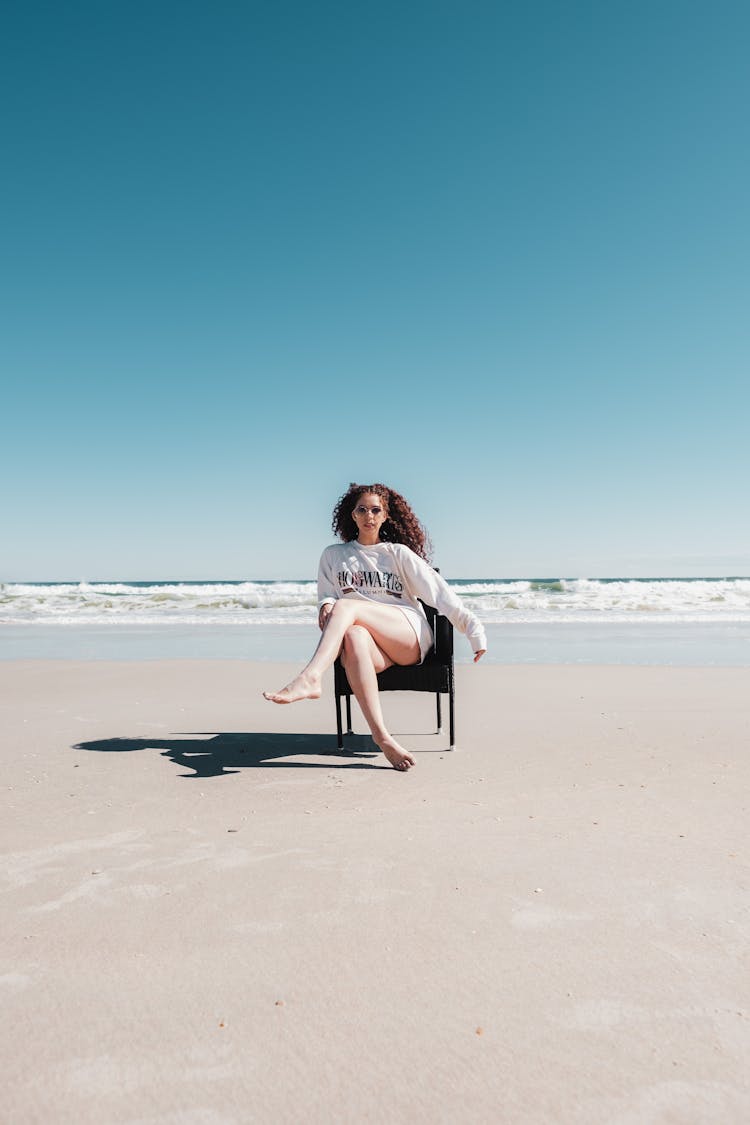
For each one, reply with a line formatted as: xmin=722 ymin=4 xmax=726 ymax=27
xmin=2 ymin=659 xmax=749 ymax=1124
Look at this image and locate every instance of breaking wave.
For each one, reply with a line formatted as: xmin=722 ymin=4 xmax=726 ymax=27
xmin=2 ymin=577 xmax=750 ymax=626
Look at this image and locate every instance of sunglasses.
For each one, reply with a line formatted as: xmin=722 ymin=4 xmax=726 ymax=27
xmin=354 ymin=505 xmax=383 ymax=516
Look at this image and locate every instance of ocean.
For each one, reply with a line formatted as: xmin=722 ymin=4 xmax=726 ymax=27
xmin=2 ymin=577 xmax=749 ymax=665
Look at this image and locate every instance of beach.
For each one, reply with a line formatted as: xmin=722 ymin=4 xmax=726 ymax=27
xmin=3 ymin=658 xmax=749 ymax=1123
xmin=7 ymin=0 xmax=750 ymax=1117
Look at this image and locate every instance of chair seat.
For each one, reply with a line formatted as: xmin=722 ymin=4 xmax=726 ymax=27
xmin=334 ymin=657 xmax=452 ymax=696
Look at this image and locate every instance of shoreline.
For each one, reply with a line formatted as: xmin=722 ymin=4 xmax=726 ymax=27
xmin=1 ymin=616 xmax=750 ymax=666
xmin=3 ymin=659 xmax=749 ymax=1122
xmin=2 ymin=620 xmax=750 ymax=665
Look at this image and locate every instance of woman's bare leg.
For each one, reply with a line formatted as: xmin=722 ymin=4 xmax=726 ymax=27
xmin=263 ymin=600 xmax=419 ymax=771
xmin=340 ymin=625 xmax=415 ymax=771
xmin=263 ymin=600 xmax=418 ymax=704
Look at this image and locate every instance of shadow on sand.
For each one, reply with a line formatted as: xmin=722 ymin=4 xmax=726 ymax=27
xmin=72 ymin=732 xmax=382 ymax=778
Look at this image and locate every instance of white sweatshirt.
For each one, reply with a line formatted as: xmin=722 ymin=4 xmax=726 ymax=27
xmin=317 ymin=540 xmax=487 ymax=661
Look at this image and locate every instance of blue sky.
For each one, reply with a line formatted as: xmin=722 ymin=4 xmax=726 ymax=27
xmin=2 ymin=0 xmax=748 ymax=580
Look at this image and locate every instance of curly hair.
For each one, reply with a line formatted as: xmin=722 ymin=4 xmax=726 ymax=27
xmin=331 ymin=483 xmax=433 ymax=562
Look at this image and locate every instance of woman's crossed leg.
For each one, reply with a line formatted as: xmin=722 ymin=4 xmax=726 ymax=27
xmin=263 ymin=599 xmax=420 ymax=770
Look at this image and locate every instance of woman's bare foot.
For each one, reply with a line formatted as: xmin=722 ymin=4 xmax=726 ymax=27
xmin=376 ymin=735 xmax=415 ymax=772
xmin=263 ymin=672 xmax=322 ymax=704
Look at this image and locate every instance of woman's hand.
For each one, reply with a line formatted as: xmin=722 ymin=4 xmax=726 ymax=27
xmin=318 ymin=603 xmax=334 ymax=631
xmin=473 ymin=649 xmax=486 ymax=663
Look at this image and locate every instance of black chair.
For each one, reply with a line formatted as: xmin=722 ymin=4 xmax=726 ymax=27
xmin=334 ymin=600 xmax=455 ymax=751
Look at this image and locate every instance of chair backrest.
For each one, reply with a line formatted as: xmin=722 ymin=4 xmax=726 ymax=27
xmin=420 ymin=567 xmax=454 ymax=662
xmin=418 ymin=600 xmax=453 ymax=662
xmin=433 ymin=608 xmax=454 ymax=661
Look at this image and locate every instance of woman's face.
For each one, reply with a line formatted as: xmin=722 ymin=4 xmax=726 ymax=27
xmin=352 ymin=492 xmax=387 ymax=540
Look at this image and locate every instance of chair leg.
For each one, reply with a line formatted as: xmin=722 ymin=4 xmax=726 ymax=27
xmin=436 ymin=691 xmax=442 ymax=734
xmin=345 ymin=693 xmax=353 ymax=735
xmin=336 ymin=693 xmax=344 ymax=750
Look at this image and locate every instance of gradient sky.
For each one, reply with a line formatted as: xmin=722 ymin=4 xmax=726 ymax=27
xmin=3 ymin=0 xmax=748 ymax=581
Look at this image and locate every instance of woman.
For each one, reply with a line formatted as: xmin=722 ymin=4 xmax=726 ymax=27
xmin=264 ymin=483 xmax=486 ymax=771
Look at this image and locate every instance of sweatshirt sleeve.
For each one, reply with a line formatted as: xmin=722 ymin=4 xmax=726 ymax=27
xmin=317 ymin=547 xmax=338 ymax=609
xmin=397 ymin=547 xmax=487 ymax=654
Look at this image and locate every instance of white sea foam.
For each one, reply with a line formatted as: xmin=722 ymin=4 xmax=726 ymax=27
xmin=459 ymin=577 xmax=750 ymax=622
xmin=1 ymin=578 xmax=750 ymax=627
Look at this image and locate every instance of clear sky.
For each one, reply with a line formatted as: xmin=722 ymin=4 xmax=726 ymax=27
xmin=3 ymin=0 xmax=748 ymax=581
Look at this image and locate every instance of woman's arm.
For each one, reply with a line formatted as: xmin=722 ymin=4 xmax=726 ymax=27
xmin=398 ymin=547 xmax=487 ymax=657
